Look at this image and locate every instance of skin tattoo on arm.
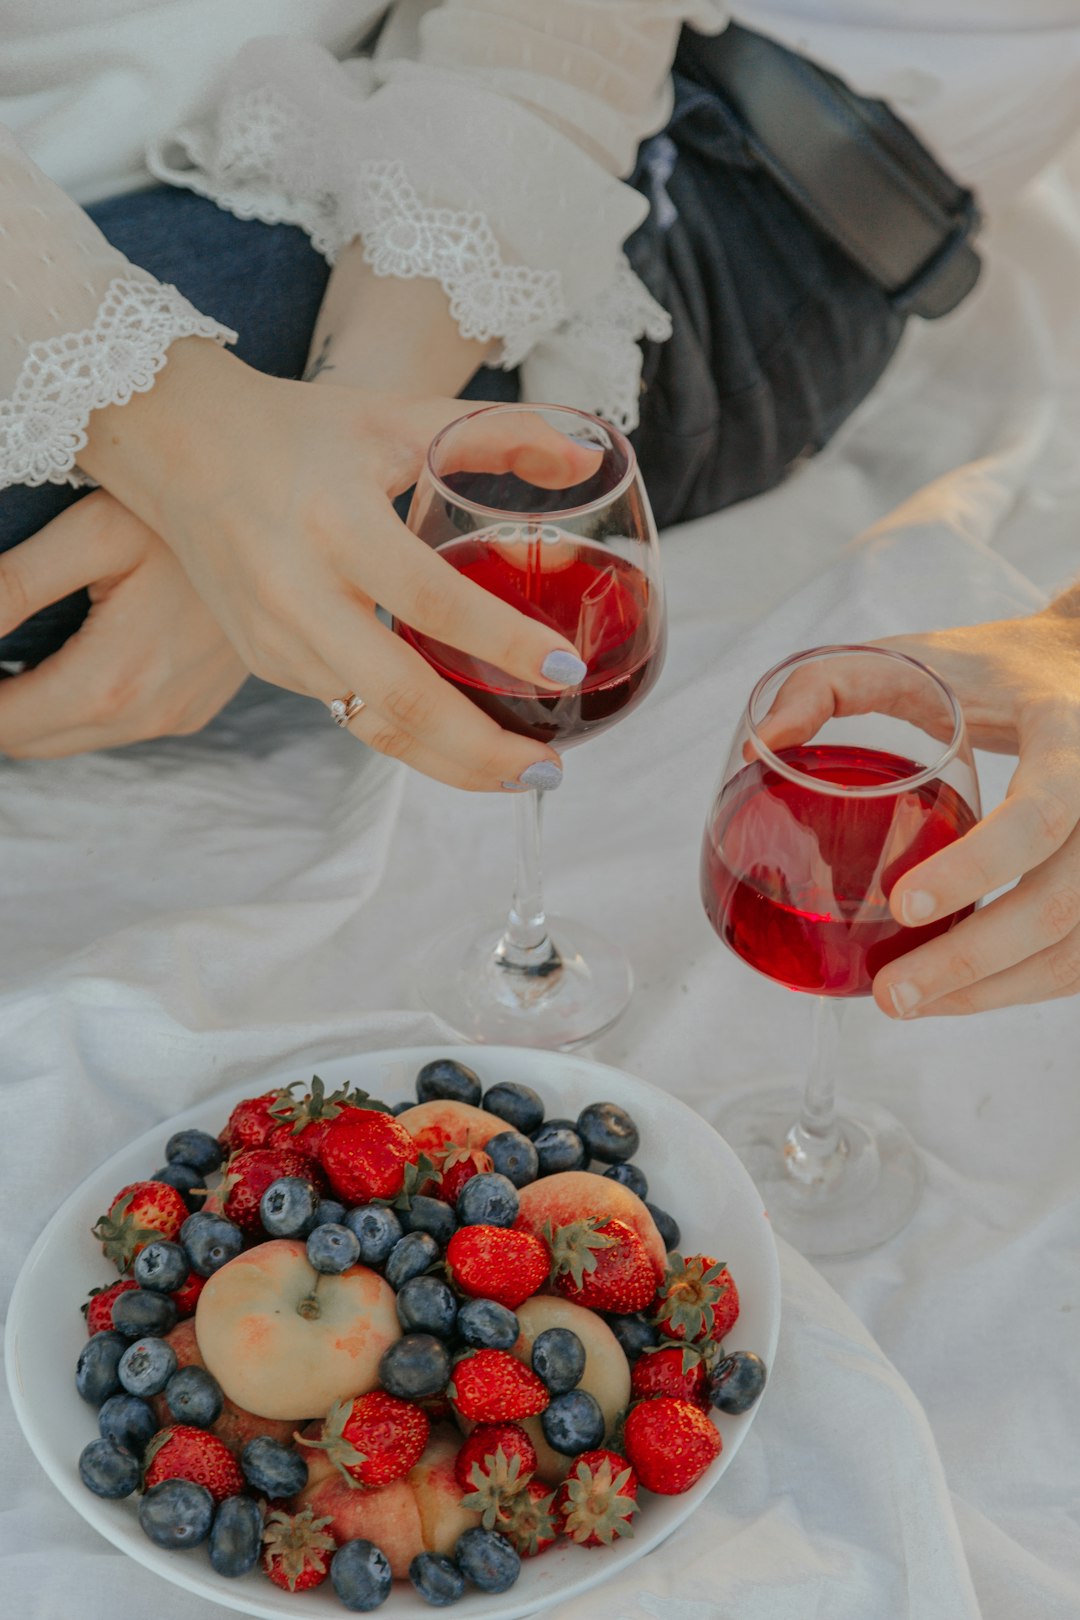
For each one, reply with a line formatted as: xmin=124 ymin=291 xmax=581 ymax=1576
xmin=303 ymin=334 xmax=336 ymax=382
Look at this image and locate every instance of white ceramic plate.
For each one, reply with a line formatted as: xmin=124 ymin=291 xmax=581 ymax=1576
xmin=6 ymin=1045 xmax=780 ymax=1620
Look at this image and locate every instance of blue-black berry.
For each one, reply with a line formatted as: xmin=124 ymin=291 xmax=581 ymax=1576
xmin=310 ymin=1199 xmax=347 ymax=1229
xmin=331 ymin=1538 xmax=394 ymax=1611
xmin=138 ymin=1478 xmax=215 ymax=1549
xmin=165 ymin=1128 xmax=223 ymax=1175
xmin=307 ymin=1222 xmax=361 ymax=1274
xmin=209 ymin=1494 xmax=264 ymax=1578
xmin=646 ymin=1202 xmax=681 ymax=1253
xmin=385 ymin=1231 xmax=440 ymax=1291
xmin=531 ymin=1327 xmax=586 ymax=1394
xmin=531 ymin=1120 xmax=587 ymax=1175
xmin=118 ymin=1335 xmax=178 ymax=1398
xmin=150 ymin=1161 xmax=205 ymax=1207
xmin=78 ymin=1437 xmax=141 ymax=1498
xmin=98 ymin=1392 xmax=157 ymax=1456
xmin=395 ymin=1275 xmax=458 ymax=1339
xmin=605 ymin=1312 xmax=658 ymax=1362
xmin=576 ymin=1101 xmax=639 ymax=1164
xmin=455 ymin=1172 xmax=518 ymax=1229
xmin=180 ymin=1211 xmax=243 ymax=1276
xmin=541 ymin=1388 xmax=605 ymax=1455
xmin=399 ymin=1195 xmax=457 ymax=1249
xmin=240 ymin=1436 xmax=309 ymax=1498
xmin=455 ymin=1297 xmax=519 ymax=1351
xmin=604 ymin=1162 xmax=648 ymax=1201
xmin=485 ymin=1131 xmax=539 ymax=1188
xmin=379 ymin=1334 xmax=451 ymax=1400
xmin=112 ymin=1288 xmax=177 ymax=1338
xmin=344 ymin=1204 xmax=403 ymax=1266
xmin=75 ymin=1331 xmax=127 ymax=1406
xmin=708 ymin=1351 xmax=768 ymax=1415
xmin=455 ymin=1527 xmax=520 ymax=1593
xmin=165 ymin=1365 xmax=224 ymax=1427
xmin=260 ymin=1176 xmax=319 ymax=1238
xmin=416 ymin=1058 xmax=482 ymax=1108
xmin=482 ymin=1081 xmax=544 ymax=1136
xmin=133 ymin=1240 xmax=189 ymax=1294
xmin=409 ymin=1551 xmax=466 ymax=1606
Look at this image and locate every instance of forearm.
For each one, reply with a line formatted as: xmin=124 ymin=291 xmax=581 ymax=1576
xmin=305 ymin=243 xmax=494 ymax=395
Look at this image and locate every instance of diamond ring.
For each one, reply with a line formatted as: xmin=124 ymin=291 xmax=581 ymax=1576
xmin=328 ymin=692 xmax=366 ymax=727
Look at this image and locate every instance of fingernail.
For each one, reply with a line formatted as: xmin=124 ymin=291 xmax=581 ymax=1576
xmin=888 ymin=981 xmax=922 ymax=1018
xmin=503 ymin=760 xmax=563 ymax=792
xmin=540 ymin=650 xmax=588 ymax=686
xmin=901 ymin=890 xmax=936 ymax=925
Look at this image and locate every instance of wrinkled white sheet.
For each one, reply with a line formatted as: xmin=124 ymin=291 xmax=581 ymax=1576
xmin=3 ymin=145 xmax=1080 ymax=1620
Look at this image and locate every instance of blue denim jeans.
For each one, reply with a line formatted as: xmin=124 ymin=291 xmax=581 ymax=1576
xmin=0 ymin=54 xmax=904 ymax=665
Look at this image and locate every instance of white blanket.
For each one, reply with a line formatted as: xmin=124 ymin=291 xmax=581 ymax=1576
xmin=3 ymin=147 xmax=1080 ymax=1619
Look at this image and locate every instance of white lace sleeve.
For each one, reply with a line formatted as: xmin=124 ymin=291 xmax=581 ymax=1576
xmin=147 ymin=2 xmax=728 ymax=431
xmin=0 ymin=127 xmax=235 ymax=491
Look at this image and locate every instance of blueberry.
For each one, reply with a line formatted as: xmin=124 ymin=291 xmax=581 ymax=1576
xmin=133 ymin=1240 xmax=189 ymax=1294
xmin=399 ymin=1195 xmax=457 ymax=1249
xmin=576 ymin=1101 xmax=639 ymax=1164
xmin=165 ymin=1365 xmax=224 ymax=1427
xmin=416 ymin=1058 xmax=482 ymax=1108
xmin=409 ymin=1551 xmax=466 ymax=1606
xmin=385 ymin=1231 xmax=440 ymax=1291
xmin=531 ymin=1327 xmax=585 ymax=1394
xmin=605 ymin=1312 xmax=658 ymax=1362
xmin=482 ymin=1081 xmax=544 ymax=1136
xmin=75 ymin=1331 xmax=127 ymax=1405
xmin=379 ymin=1333 xmax=451 ymax=1400
xmin=181 ymin=1211 xmax=243 ymax=1277
xmin=310 ymin=1199 xmax=347 ymax=1229
xmin=98 ymin=1393 xmax=157 ymax=1455
xmin=260 ymin=1176 xmax=319 ymax=1238
xmin=112 ymin=1288 xmax=178 ymax=1338
xmin=331 ymin=1538 xmax=393 ymax=1611
xmin=708 ymin=1351 xmax=768 ymax=1415
xmin=531 ymin=1120 xmax=587 ymax=1175
xmin=78 ymin=1437 xmax=141 ymax=1498
xmin=541 ymin=1388 xmax=605 ymax=1455
xmin=240 ymin=1436 xmax=309 ymax=1498
xmin=138 ymin=1478 xmax=215 ymax=1549
xmin=344 ymin=1205 xmax=404 ymax=1266
xmin=151 ymin=1162 xmax=206 ymax=1207
xmin=485 ymin=1131 xmax=539 ymax=1189
xmin=455 ymin=1527 xmax=520 ymax=1593
xmin=118 ymin=1335 xmax=178 ymax=1398
xmin=395 ymin=1275 xmax=458 ymax=1339
xmin=456 ymin=1297 xmax=520 ymax=1351
xmin=646 ymin=1202 xmax=681 ymax=1252
xmin=604 ymin=1161 xmax=648 ymax=1200
xmin=455 ymin=1172 xmax=519 ymax=1229
xmin=307 ymin=1223 xmax=361 ymax=1274
xmin=165 ymin=1128 xmax=223 ymax=1175
xmin=390 ymin=1101 xmax=413 ymax=1116
xmin=209 ymin=1494 xmax=264 ymax=1578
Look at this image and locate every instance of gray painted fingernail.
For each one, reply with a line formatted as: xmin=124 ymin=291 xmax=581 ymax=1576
xmin=540 ymin=650 xmax=588 ymax=686
xmin=502 ymin=760 xmax=563 ymax=792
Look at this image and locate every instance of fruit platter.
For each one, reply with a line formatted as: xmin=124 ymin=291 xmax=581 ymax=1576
xmin=6 ymin=1046 xmax=780 ymax=1618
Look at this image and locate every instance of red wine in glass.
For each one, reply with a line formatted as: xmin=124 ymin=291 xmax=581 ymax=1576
xmin=701 ymin=742 xmax=978 ymax=997
xmin=399 ymin=529 xmax=665 ymax=747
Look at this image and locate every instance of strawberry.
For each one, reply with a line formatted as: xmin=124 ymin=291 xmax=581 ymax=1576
xmin=459 ymin=1443 xmax=532 ymax=1530
xmin=82 ymin=1278 xmax=139 ymax=1335
xmin=431 ymin=1137 xmax=493 ymax=1205
xmin=319 ymin=1106 xmax=420 ymax=1204
xmin=630 ymin=1345 xmax=710 ymax=1408
xmin=497 ymin=1478 xmax=560 ymax=1557
xmin=448 ymin=1350 xmax=549 ymax=1424
xmin=265 ymin=1075 xmax=386 ymax=1160
xmin=652 ymin=1254 xmax=739 ymax=1345
xmin=220 ymin=1088 xmax=294 ymax=1153
xmin=297 ymin=1393 xmax=429 ymax=1488
xmin=92 ymin=1181 xmax=189 ymax=1273
xmin=623 ymin=1397 xmax=722 ymax=1495
xmin=446 ymin=1225 xmax=549 ymax=1310
xmin=454 ymin=1423 xmax=538 ymax=1492
xmin=555 ymin=1449 xmax=639 ymax=1546
xmin=143 ymin=1424 xmax=245 ymax=1502
xmin=208 ymin=1146 xmax=324 ymax=1235
xmin=169 ymin=1271 xmax=205 ymax=1320
xmin=547 ymin=1216 xmax=656 ymax=1314
xmin=262 ymin=1506 xmax=337 ymax=1593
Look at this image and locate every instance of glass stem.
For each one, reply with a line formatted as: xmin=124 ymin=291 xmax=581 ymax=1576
xmin=495 ymin=789 xmax=562 ymax=975
xmin=783 ymin=996 xmax=847 ymax=1188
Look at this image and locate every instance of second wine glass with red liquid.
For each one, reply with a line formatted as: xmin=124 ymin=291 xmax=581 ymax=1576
xmin=397 ymin=404 xmax=665 ymax=1046
xmin=700 ymin=645 xmax=981 ymax=1256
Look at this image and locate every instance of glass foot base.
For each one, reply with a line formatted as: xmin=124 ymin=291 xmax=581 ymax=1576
xmin=414 ymin=913 xmax=633 ymax=1048
xmin=719 ymin=1088 xmax=924 ymax=1258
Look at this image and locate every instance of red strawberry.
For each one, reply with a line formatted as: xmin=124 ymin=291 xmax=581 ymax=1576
xmin=448 ymin=1350 xmax=549 ymax=1424
xmin=208 ymin=1146 xmax=324 ymax=1235
xmin=297 ymin=1393 xmax=429 ymax=1488
xmin=555 ymin=1448 xmax=639 ymax=1546
xmin=92 ymin=1181 xmax=189 ymax=1273
xmin=446 ymin=1225 xmax=550 ymax=1310
xmin=82 ymin=1278 xmax=139 ymax=1335
xmin=623 ymin=1397 xmax=722 ymax=1495
xmin=630 ymin=1345 xmax=709 ymax=1408
xmin=319 ymin=1106 xmax=420 ymax=1204
xmin=169 ymin=1271 xmax=206 ymax=1320
xmin=547 ymin=1216 xmax=656 ymax=1314
xmin=220 ymin=1088 xmax=293 ymax=1152
xmin=416 ymin=1391 xmax=454 ymax=1425
xmin=454 ymin=1423 xmax=538 ymax=1492
xmin=143 ymin=1424 xmax=245 ymax=1502
xmin=431 ymin=1138 xmax=493 ymax=1205
xmin=498 ymin=1478 xmax=560 ymax=1557
xmin=262 ymin=1506 xmax=336 ymax=1593
xmin=458 ymin=1442 xmax=532 ymax=1530
xmin=264 ymin=1075 xmax=376 ymax=1160
xmin=652 ymin=1254 xmax=739 ymax=1345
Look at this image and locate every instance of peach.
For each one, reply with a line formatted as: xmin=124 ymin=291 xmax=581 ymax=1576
xmin=295 ymin=1429 xmax=480 ymax=1580
xmin=396 ymin=1101 xmax=508 ymax=1159
xmin=152 ymin=1321 xmax=301 ymax=1453
xmin=195 ymin=1239 xmax=400 ymax=1419
xmin=516 ymin=1170 xmax=668 ymax=1279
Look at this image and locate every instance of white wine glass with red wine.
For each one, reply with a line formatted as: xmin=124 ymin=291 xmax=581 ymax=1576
xmin=700 ymin=645 xmax=981 ymax=1256
xmin=397 ymin=403 xmax=665 ymax=1046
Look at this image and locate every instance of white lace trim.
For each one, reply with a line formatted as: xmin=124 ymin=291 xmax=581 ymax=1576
xmin=0 ymin=278 xmax=236 ymax=489
xmin=552 ymin=255 xmax=673 ymax=431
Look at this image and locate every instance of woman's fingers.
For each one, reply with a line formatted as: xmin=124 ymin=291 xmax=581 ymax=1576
xmin=382 ymin=398 xmax=604 ymax=492
xmin=878 ymin=917 xmax=1080 ymax=1016
xmin=752 ymin=647 xmax=958 ymax=756
xmin=0 ymin=492 xmax=137 ymax=636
